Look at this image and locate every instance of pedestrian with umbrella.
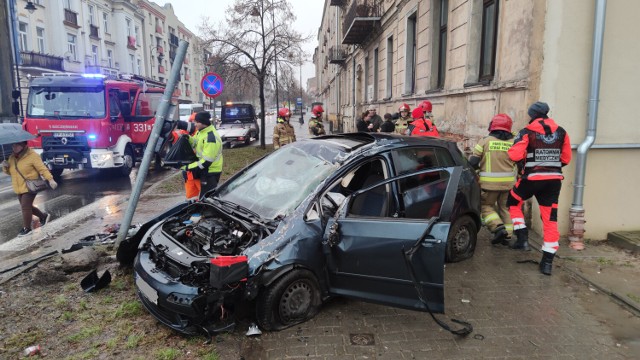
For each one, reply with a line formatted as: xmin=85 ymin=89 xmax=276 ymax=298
xmin=1 ymin=123 xmax=57 ymax=237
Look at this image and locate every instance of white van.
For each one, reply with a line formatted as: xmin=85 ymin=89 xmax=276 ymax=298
xmin=178 ymin=103 xmax=205 ymax=121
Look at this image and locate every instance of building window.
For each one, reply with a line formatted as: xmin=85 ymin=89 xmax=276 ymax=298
xmin=479 ymin=0 xmax=498 ymax=81
xmin=63 ymin=0 xmax=71 ymax=10
xmin=373 ymin=48 xmax=378 ymax=101
xmin=137 ymin=59 xmax=142 ymax=75
xmin=364 ymin=55 xmax=369 ymax=102
xmin=36 ymin=27 xmax=45 ymax=53
xmin=135 ymin=25 xmax=140 ymax=44
xmin=107 ymin=49 xmax=113 ymax=68
xmin=67 ymin=33 xmax=77 ymax=61
xmin=18 ymin=22 xmax=28 ymax=51
xmin=126 ymin=18 xmax=132 ymax=37
xmin=437 ymin=0 xmax=449 ymax=88
xmin=386 ymin=36 xmax=393 ymax=99
xmin=103 ymin=12 xmax=109 ymax=34
xmin=404 ymin=12 xmax=417 ymax=95
xmin=88 ymin=5 xmax=95 ymax=25
xmin=92 ymin=45 xmax=98 ymax=65
xmin=129 ymin=54 xmax=135 ymax=73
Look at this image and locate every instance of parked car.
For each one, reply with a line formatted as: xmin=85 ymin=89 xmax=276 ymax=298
xmin=216 ymin=103 xmax=259 ymax=147
xmin=118 ymin=133 xmax=480 ymax=336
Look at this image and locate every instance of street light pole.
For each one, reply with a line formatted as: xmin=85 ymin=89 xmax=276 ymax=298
xmin=271 ymin=0 xmax=279 ymax=110
xmin=299 ymin=62 xmax=303 ymax=122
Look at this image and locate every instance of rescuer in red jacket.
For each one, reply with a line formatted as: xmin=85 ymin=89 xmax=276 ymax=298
xmin=506 ymin=102 xmax=572 ymax=275
xmin=408 ymin=108 xmax=439 ymax=137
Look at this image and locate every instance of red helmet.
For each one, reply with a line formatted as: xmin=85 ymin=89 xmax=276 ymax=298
xmin=420 ymin=100 xmax=433 ymax=113
xmin=411 ymin=108 xmax=424 ymax=120
xmin=489 ymin=113 xmax=513 ymax=132
xmin=398 ymin=103 xmax=410 ymax=112
xmin=278 ymin=107 xmax=291 ymax=118
xmin=312 ymin=105 xmax=324 ymax=117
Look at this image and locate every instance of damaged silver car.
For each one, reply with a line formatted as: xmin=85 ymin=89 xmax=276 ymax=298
xmin=118 ymin=133 xmax=481 ymax=336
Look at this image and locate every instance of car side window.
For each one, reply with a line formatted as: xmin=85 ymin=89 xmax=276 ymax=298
xmin=342 ymin=159 xmax=393 ymax=218
xmin=135 ymin=93 xmax=162 ymax=116
xmin=398 ymin=170 xmax=450 ymax=219
xmin=109 ymin=91 xmax=120 ymax=117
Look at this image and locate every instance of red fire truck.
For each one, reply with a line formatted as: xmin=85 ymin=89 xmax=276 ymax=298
xmin=22 ymin=73 xmax=173 ymax=177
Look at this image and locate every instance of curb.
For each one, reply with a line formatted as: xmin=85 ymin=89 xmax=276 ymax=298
xmin=607 ymin=231 xmax=640 ymax=254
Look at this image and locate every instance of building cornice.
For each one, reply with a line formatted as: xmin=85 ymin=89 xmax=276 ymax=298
xmin=138 ymin=0 xmax=166 ymax=21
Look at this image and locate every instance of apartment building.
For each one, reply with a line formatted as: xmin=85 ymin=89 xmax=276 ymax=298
xmin=315 ymin=0 xmax=640 ymax=242
xmin=11 ymin=0 xmax=205 ymax=107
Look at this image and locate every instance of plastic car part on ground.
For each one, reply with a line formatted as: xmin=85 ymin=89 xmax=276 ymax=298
xmin=80 ymin=269 xmax=112 ymax=292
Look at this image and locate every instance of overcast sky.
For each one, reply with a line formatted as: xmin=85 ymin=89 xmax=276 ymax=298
xmin=150 ymin=0 xmax=324 ymax=90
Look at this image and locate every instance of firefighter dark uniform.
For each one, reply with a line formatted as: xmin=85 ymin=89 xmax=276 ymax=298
xmin=469 ymin=114 xmax=516 ymax=245
xmin=273 ymin=108 xmax=296 ymax=149
xmin=308 ymin=105 xmax=326 ymax=136
xmin=395 ymin=103 xmax=412 ymax=135
xmin=507 ymin=102 xmax=572 ymax=275
xmin=183 ymin=112 xmax=223 ymax=199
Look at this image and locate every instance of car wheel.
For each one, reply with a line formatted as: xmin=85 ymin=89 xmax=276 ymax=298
xmin=256 ymin=269 xmax=322 ymax=331
xmin=120 ymin=146 xmax=134 ymax=177
xmin=445 ymin=215 xmax=477 ymax=263
xmin=50 ymin=168 xmax=64 ymax=179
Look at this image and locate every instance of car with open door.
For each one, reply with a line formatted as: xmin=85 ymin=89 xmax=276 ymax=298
xmin=118 ymin=133 xmax=480 ymax=336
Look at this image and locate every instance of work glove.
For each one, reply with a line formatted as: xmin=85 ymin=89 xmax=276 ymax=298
xmin=48 ymin=179 xmax=58 ymax=190
xmin=1 ymin=160 xmax=8 ymax=169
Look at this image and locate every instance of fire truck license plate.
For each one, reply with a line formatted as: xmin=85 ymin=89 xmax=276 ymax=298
xmin=53 ymin=132 xmax=75 ymax=137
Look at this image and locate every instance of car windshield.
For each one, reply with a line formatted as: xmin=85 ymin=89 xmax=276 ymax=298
xmin=27 ymin=86 xmax=106 ymax=118
xmin=216 ymin=141 xmax=345 ymax=218
xmin=179 ymin=108 xmax=192 ymax=116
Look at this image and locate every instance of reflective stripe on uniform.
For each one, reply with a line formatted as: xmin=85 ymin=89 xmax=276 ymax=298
xmin=474 ymin=144 xmax=483 ymax=153
xmin=482 ymin=212 xmax=500 ymax=224
xmin=527 ymin=172 xmax=563 ymax=178
xmin=525 ymin=161 xmax=562 ymax=167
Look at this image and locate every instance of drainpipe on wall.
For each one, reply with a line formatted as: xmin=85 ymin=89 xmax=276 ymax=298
xmin=569 ymin=0 xmax=607 ymax=250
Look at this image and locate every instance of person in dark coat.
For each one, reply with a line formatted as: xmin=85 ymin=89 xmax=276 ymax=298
xmin=380 ymin=113 xmax=395 ymax=133
xmin=356 ymin=111 xmax=374 ymax=132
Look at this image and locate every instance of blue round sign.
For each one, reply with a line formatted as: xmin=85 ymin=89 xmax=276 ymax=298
xmin=200 ymin=72 xmax=224 ymax=99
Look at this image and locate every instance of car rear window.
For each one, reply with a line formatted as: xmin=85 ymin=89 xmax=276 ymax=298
xmin=391 ymin=146 xmax=455 ymax=175
xmin=222 ymin=105 xmax=254 ymax=122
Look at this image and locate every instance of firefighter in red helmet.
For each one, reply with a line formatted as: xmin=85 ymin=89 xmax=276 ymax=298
xmin=506 ymin=102 xmax=572 ymax=275
xmin=469 ymin=114 xmax=516 ymax=246
xmin=395 ymin=103 xmax=412 ymax=135
xmin=408 ymin=107 xmax=439 ymax=137
xmin=308 ymin=105 xmax=326 ymax=136
xmin=421 ymin=100 xmax=435 ymax=124
xmin=273 ymin=107 xmax=296 ymax=149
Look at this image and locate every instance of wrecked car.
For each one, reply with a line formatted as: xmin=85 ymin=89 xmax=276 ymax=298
xmin=217 ymin=103 xmax=260 ymax=147
xmin=118 ymin=133 xmax=480 ymax=335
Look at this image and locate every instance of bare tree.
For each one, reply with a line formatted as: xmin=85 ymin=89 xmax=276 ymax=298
xmin=199 ymin=0 xmax=309 ymax=148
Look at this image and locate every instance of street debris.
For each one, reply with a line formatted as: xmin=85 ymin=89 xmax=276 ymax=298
xmin=246 ymin=323 xmax=262 ymax=336
xmin=461 ymin=299 xmax=471 ymax=303
xmin=80 ymin=269 xmax=112 ymax=293
xmin=23 ymin=345 xmax=41 ymax=356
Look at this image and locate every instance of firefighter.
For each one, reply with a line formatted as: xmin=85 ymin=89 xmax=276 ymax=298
xmin=181 ymin=111 xmax=223 ymax=199
xmin=507 ymin=102 xmax=571 ymax=275
xmin=308 ymin=105 xmax=326 ymax=136
xmin=421 ymin=100 xmax=435 ymax=125
xmin=469 ymin=114 xmax=516 ymax=246
xmin=395 ymin=103 xmax=412 ymax=135
xmin=273 ymin=107 xmax=296 ymax=149
xmin=408 ymin=108 xmax=440 ymax=137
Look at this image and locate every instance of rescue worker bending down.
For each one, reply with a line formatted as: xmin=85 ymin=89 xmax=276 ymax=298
xmin=507 ymin=102 xmax=571 ymax=275
xmin=469 ymin=114 xmax=516 ymax=246
xmin=273 ymin=107 xmax=296 ymax=149
xmin=308 ymin=105 xmax=326 ymax=136
xmin=394 ymin=103 xmax=412 ymax=135
xmin=181 ymin=111 xmax=223 ymax=199
xmin=408 ymin=107 xmax=440 ymax=137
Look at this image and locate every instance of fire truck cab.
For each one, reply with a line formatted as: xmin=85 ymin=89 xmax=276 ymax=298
xmin=23 ymin=73 xmax=169 ymax=177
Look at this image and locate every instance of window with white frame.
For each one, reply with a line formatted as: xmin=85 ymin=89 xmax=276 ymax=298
xmin=137 ymin=59 xmax=142 ymax=75
xmin=36 ymin=27 xmax=45 ymax=53
xmin=129 ymin=54 xmax=135 ymax=73
xmin=88 ymin=5 xmax=95 ymax=25
xmin=18 ymin=22 xmax=28 ymax=52
xmin=92 ymin=45 xmax=98 ymax=65
xmin=126 ymin=18 xmax=132 ymax=36
xmin=63 ymin=0 xmax=71 ymax=10
xmin=134 ymin=25 xmax=140 ymax=44
xmin=107 ymin=49 xmax=113 ymax=68
xmin=385 ymin=36 xmax=393 ymax=99
xmin=103 ymin=12 xmax=109 ymax=33
xmin=67 ymin=33 xmax=77 ymax=60
xmin=404 ymin=12 xmax=417 ymax=95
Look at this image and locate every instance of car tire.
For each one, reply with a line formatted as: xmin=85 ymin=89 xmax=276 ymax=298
xmin=256 ymin=269 xmax=322 ymax=331
xmin=50 ymin=168 xmax=64 ymax=179
xmin=120 ymin=146 xmax=134 ymax=177
xmin=445 ymin=215 xmax=478 ymax=263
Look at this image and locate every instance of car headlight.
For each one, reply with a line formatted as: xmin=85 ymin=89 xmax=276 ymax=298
xmin=91 ymin=153 xmax=112 ymax=163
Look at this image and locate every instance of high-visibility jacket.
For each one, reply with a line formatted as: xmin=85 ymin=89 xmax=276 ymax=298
xmin=273 ymin=118 xmax=296 ymax=149
xmin=409 ymin=118 xmax=440 ymax=137
xmin=394 ymin=116 xmax=411 ymax=135
xmin=508 ymin=118 xmax=571 ymax=181
xmin=185 ymin=125 xmax=223 ymax=174
xmin=308 ymin=117 xmax=326 ymax=136
xmin=473 ymin=135 xmax=516 ymax=191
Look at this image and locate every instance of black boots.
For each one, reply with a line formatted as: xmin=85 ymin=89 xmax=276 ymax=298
xmin=540 ymin=251 xmax=555 ymax=275
xmin=491 ymin=225 xmax=509 ymax=245
xmin=511 ymin=228 xmax=531 ymax=251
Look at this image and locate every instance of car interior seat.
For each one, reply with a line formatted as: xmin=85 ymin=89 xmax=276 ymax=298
xmin=349 ymin=161 xmax=388 ymax=217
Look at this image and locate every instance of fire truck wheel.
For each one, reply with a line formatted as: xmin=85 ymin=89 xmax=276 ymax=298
xmin=120 ymin=146 xmax=134 ymax=177
xmin=50 ymin=168 xmax=64 ymax=179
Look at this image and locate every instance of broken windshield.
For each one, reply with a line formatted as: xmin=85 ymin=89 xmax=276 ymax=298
xmin=27 ymin=86 xmax=106 ymax=118
xmin=216 ymin=142 xmax=344 ymax=218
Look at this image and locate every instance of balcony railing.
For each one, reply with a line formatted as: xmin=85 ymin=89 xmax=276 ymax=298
xmin=127 ymin=36 xmax=136 ymax=50
xmin=63 ymin=8 xmax=79 ymax=28
xmin=89 ymin=24 xmax=99 ymax=39
xmin=156 ymin=25 xmax=163 ymax=34
xmin=158 ymin=65 xmax=165 ymax=74
xmin=185 ymin=73 xmax=190 ymax=81
xmin=328 ymin=46 xmax=347 ymax=64
xmin=20 ymin=51 xmax=64 ymax=71
xmin=157 ymin=46 xmax=164 ymax=54
xmin=342 ymin=0 xmax=382 ymax=45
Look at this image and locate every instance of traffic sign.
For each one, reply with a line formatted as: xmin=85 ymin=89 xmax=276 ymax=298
xmin=296 ymin=97 xmax=303 ymax=105
xmin=200 ymin=72 xmax=224 ymax=99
